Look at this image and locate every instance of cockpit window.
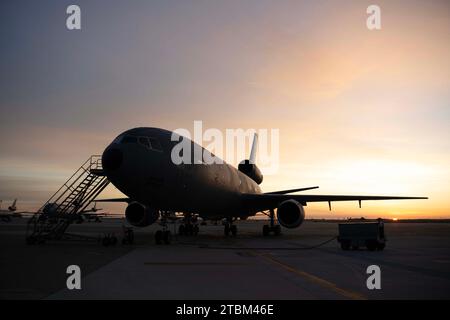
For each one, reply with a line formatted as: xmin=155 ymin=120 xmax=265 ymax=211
xmin=148 ymin=138 xmax=162 ymax=151
xmin=138 ymin=137 xmax=150 ymax=148
xmin=134 ymin=136 xmax=163 ymax=152
xmin=122 ymin=136 xmax=137 ymax=144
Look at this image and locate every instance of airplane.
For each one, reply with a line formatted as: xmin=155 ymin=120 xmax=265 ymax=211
xmin=0 ymin=199 xmax=26 ymax=222
xmin=97 ymin=127 xmax=427 ymax=244
xmin=77 ymin=203 xmax=105 ymax=223
xmin=75 ymin=203 xmax=126 ymax=223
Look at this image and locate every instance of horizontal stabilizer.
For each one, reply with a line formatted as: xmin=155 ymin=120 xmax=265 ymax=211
xmin=265 ymin=186 xmax=319 ymax=194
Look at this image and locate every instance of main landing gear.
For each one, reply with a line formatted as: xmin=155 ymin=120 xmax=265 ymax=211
xmin=155 ymin=229 xmax=171 ymax=245
xmin=155 ymin=213 xmax=172 ymax=245
xmin=178 ymin=224 xmax=199 ymax=236
xmin=263 ymin=209 xmax=281 ymax=236
xmin=224 ymin=218 xmax=237 ymax=237
xmin=178 ymin=214 xmax=199 ymax=236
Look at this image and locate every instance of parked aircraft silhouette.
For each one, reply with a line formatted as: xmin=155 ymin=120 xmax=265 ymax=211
xmin=97 ymin=127 xmax=427 ymax=244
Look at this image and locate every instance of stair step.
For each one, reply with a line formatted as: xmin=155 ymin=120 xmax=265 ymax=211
xmin=31 ymin=155 xmax=110 ymax=240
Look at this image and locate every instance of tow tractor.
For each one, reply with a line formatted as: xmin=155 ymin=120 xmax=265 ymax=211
xmin=337 ymin=219 xmax=386 ymax=251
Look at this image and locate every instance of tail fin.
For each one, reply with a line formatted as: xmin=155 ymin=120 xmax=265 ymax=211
xmin=8 ymin=199 xmax=17 ymax=212
xmin=238 ymin=133 xmax=263 ymax=184
xmin=249 ymin=133 xmax=258 ymax=164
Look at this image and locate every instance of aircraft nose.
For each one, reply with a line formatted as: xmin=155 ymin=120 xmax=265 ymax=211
xmin=102 ymin=147 xmax=123 ymax=171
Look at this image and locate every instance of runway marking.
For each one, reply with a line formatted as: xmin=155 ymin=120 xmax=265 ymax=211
xmin=144 ymin=262 xmax=250 ymax=266
xmin=257 ymin=253 xmax=367 ymax=300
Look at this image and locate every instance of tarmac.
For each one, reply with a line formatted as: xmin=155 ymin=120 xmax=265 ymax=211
xmin=1 ymin=218 xmax=449 ymax=299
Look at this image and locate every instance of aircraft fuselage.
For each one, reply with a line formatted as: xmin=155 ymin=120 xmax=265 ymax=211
xmin=102 ymin=127 xmax=261 ymax=219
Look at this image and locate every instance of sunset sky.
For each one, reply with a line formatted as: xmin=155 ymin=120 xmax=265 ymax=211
xmin=0 ymin=0 xmax=449 ymax=218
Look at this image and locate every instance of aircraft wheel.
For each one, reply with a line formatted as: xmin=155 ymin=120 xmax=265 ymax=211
xmin=193 ymin=225 xmax=199 ymax=235
xmin=128 ymin=231 xmax=134 ymax=244
xmin=178 ymin=224 xmax=185 ymax=235
xmin=224 ymin=224 xmax=230 ymax=236
xmin=274 ymin=225 xmax=281 ymax=236
xmin=155 ymin=230 xmax=163 ymax=245
xmin=230 ymin=225 xmax=237 ymax=236
xmin=377 ymin=243 xmax=385 ymax=251
xmin=262 ymin=225 xmax=269 ymax=236
xmin=163 ymin=230 xmax=171 ymax=244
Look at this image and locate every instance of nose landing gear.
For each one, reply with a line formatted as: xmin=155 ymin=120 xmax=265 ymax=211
xmin=224 ymin=218 xmax=237 ymax=236
xmin=178 ymin=224 xmax=199 ymax=236
xmin=155 ymin=229 xmax=171 ymax=245
xmin=155 ymin=212 xmax=172 ymax=244
xmin=178 ymin=214 xmax=200 ymax=236
xmin=262 ymin=209 xmax=281 ymax=236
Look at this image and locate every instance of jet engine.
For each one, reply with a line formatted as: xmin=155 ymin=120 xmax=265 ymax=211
xmin=277 ymin=199 xmax=305 ymax=228
xmin=238 ymin=160 xmax=263 ymax=184
xmin=125 ymin=202 xmax=159 ymax=227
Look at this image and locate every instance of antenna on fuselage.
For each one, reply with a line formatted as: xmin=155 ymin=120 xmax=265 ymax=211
xmin=249 ymin=133 xmax=258 ymax=164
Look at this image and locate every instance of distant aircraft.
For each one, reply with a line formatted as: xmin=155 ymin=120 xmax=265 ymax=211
xmin=0 ymin=199 xmax=25 ymax=222
xmin=76 ymin=203 xmax=123 ymax=223
xmin=77 ymin=203 xmax=104 ymax=222
xmin=97 ymin=127 xmax=427 ymax=244
xmin=8 ymin=199 xmax=17 ymax=212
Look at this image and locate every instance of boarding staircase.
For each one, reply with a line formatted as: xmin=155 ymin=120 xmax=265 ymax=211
xmin=26 ymin=155 xmax=110 ymax=244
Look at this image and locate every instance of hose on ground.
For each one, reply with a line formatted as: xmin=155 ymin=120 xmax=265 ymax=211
xmin=178 ymin=236 xmax=338 ymax=250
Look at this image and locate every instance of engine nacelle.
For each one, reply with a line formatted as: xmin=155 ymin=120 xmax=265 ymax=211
xmin=277 ymin=199 xmax=305 ymax=228
xmin=125 ymin=202 xmax=159 ymax=227
xmin=238 ymin=160 xmax=263 ymax=184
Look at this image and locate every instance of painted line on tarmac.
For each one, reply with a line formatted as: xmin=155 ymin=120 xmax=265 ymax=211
xmin=257 ymin=252 xmax=367 ymax=300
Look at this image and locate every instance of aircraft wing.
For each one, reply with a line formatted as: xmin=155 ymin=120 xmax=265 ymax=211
xmin=94 ymin=198 xmax=131 ymax=203
xmin=241 ymin=193 xmax=427 ymax=212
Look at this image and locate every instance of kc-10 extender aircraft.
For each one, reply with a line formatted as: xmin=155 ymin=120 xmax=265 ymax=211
xmin=98 ymin=127 xmax=427 ymax=243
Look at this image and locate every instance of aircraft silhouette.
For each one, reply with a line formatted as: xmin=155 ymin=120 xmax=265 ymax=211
xmin=0 ymin=199 xmax=29 ymax=222
xmin=97 ymin=127 xmax=427 ymax=243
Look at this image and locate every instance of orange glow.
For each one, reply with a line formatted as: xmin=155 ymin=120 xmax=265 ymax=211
xmin=1 ymin=1 xmax=448 ymax=219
